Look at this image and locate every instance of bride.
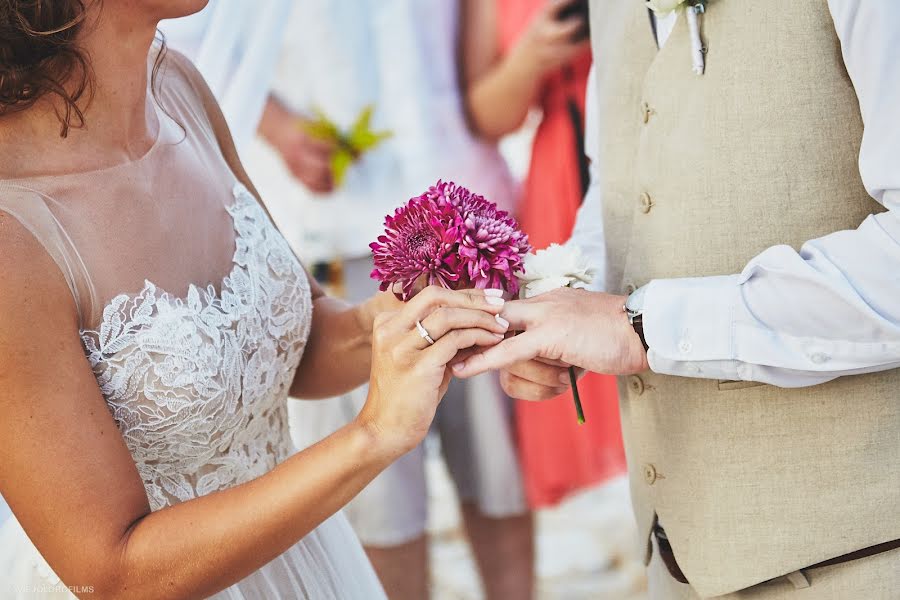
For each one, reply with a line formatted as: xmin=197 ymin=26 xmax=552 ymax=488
xmin=0 ymin=2 xmax=510 ymax=598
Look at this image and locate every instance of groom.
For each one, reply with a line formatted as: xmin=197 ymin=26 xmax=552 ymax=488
xmin=456 ymin=0 xmax=900 ymax=598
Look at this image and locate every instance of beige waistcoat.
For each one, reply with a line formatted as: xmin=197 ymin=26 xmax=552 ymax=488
xmin=588 ymin=1 xmax=900 ymax=596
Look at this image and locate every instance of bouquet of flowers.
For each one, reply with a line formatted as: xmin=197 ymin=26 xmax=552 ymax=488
xmin=370 ymin=180 xmax=531 ymax=300
xmin=301 ymin=105 xmax=392 ymax=186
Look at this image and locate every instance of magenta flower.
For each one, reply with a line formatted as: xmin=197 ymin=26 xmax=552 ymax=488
xmin=370 ymin=196 xmax=463 ymax=300
xmin=371 ymin=180 xmax=530 ymax=300
xmin=429 ymin=180 xmax=531 ymax=295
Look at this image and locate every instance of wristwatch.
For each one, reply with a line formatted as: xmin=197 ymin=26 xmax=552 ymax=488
xmin=624 ymin=285 xmax=650 ymax=352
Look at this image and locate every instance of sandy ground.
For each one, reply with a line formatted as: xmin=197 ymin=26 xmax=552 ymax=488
xmin=426 ymin=448 xmax=648 ymax=600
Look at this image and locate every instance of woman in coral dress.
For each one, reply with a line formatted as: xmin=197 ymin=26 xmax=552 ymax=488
xmin=463 ymin=0 xmax=625 ymax=507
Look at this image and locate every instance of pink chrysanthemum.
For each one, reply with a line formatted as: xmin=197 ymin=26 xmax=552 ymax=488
xmin=371 ymin=180 xmax=531 ymax=300
xmin=370 ymin=196 xmax=463 ymax=300
xmin=428 ymin=180 xmax=531 ymax=295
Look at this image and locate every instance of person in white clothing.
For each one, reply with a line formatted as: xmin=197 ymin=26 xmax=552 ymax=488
xmin=241 ymin=1 xmax=534 ymax=598
xmin=159 ymin=0 xmax=292 ymax=151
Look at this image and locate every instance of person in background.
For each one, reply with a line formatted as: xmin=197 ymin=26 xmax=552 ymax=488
xmin=461 ymin=0 xmax=626 ymax=509
xmin=242 ymin=1 xmax=535 ymax=598
xmin=159 ymin=0 xmax=293 ymax=151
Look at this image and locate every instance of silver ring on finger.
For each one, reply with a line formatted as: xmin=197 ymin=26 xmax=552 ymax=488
xmin=416 ymin=320 xmax=436 ymax=346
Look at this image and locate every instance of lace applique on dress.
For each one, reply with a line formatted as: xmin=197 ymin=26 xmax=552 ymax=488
xmin=80 ymin=183 xmax=312 ymax=511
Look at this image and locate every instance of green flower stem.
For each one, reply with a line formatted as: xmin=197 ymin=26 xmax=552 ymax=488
xmin=569 ymin=366 xmax=585 ymax=424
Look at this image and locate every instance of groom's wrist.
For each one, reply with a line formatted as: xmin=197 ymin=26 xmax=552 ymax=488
xmin=631 ymin=314 xmax=650 ymax=352
xmin=619 ymin=310 xmax=650 ymax=374
xmin=589 ymin=292 xmax=649 ymax=374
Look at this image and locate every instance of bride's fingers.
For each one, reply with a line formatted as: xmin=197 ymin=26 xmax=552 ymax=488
xmin=414 ymin=307 xmax=509 ymax=350
xmin=402 ymin=286 xmax=505 ymax=326
xmin=421 ymin=327 xmax=505 ymax=368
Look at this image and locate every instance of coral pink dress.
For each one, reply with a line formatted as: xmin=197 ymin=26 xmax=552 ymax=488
xmin=498 ymin=0 xmax=626 ymax=508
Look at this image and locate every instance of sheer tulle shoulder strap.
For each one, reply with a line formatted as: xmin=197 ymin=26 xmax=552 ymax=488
xmin=0 ymin=185 xmax=96 ymax=328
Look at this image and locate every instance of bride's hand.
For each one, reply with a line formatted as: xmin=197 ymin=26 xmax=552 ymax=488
xmin=357 ymin=286 xmax=509 ymax=457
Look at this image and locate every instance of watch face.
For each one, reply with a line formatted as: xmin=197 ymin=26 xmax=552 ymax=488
xmin=625 ymin=284 xmax=648 ymax=314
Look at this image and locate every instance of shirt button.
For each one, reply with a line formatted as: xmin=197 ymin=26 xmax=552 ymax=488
xmin=678 ymin=339 xmax=693 ymax=354
xmin=639 ymin=192 xmax=654 ymax=214
xmin=643 ymin=463 xmax=658 ymax=485
xmin=627 ymin=375 xmax=645 ymax=396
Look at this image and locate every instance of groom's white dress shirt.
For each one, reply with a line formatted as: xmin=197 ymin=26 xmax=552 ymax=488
xmin=571 ymin=0 xmax=900 ymax=387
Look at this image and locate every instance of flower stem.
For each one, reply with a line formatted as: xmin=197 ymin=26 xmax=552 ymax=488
xmin=569 ymin=366 xmax=585 ymax=424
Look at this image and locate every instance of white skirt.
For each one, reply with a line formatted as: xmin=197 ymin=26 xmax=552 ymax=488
xmin=0 ymin=511 xmax=385 ymax=600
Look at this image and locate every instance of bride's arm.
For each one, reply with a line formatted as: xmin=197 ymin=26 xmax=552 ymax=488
xmin=169 ymin=48 xmax=395 ymax=398
xmin=0 ymin=217 xmax=506 ymax=599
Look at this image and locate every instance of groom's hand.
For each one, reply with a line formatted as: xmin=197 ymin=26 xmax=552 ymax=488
xmin=452 ymin=287 xmax=649 ymax=380
xmin=499 ymin=358 xmax=585 ymax=401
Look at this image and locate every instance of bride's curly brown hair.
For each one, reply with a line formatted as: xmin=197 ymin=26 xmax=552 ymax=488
xmin=0 ymin=0 xmax=94 ymax=136
xmin=0 ymin=0 xmax=167 ymax=138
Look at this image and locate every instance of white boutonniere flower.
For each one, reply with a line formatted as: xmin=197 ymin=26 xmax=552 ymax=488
xmin=517 ymin=243 xmax=597 ymax=299
xmin=647 ymin=0 xmax=708 ymax=75
xmin=516 ymin=244 xmax=598 ymax=424
xmin=646 ymin=0 xmax=686 ymax=16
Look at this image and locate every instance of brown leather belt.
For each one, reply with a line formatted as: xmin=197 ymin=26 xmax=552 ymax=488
xmin=653 ymin=523 xmax=900 ymax=586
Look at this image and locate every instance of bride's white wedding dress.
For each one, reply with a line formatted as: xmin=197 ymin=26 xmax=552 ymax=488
xmin=0 ymin=51 xmax=385 ymax=600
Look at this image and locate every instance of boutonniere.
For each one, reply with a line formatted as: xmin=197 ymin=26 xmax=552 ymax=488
xmin=517 ymin=244 xmax=597 ymax=424
xmin=647 ymin=0 xmax=708 ymax=75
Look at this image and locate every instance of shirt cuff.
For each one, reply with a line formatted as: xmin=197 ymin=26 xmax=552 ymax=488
xmin=642 ymin=275 xmax=743 ymax=380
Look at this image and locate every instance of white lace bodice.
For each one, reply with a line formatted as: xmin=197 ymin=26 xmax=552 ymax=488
xmin=80 ymin=183 xmax=312 ymax=511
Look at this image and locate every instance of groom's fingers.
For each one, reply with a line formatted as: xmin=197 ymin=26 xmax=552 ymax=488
xmin=536 ymin=357 xmax=569 ymax=368
xmin=500 ymin=370 xmax=568 ymax=402
xmin=505 ymin=359 xmax=569 ymax=388
xmin=452 ymin=331 xmax=542 ymax=378
xmin=497 ymin=299 xmax=541 ymax=330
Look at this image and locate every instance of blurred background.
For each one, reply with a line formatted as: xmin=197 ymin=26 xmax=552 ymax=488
xmin=160 ymin=1 xmax=648 ymax=598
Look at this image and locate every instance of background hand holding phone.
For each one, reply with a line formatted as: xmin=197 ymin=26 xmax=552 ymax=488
xmin=512 ymin=0 xmax=591 ymax=78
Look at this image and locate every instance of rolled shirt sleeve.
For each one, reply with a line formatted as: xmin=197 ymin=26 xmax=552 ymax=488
xmin=642 ymin=0 xmax=900 ymax=387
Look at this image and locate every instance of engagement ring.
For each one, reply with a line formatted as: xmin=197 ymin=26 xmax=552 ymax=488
xmin=416 ymin=320 xmax=436 ymax=345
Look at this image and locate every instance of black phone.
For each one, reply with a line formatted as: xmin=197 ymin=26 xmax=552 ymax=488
xmin=555 ymin=0 xmax=590 ymax=41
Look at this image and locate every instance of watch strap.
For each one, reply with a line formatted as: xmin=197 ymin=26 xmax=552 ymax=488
xmin=632 ymin=314 xmax=650 ymax=352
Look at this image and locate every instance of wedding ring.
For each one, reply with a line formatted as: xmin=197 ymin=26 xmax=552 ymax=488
xmin=416 ymin=320 xmax=436 ymax=345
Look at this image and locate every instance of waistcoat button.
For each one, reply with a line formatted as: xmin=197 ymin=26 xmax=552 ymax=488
xmin=627 ymin=375 xmax=645 ymax=396
xmin=640 ymin=192 xmax=654 ymax=213
xmin=643 ymin=463 xmax=658 ymax=485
